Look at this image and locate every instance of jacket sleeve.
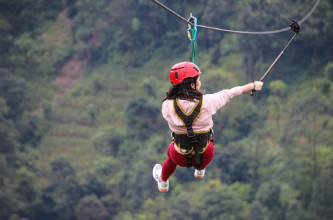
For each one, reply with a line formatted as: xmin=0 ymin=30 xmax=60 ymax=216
xmin=161 ymin=100 xmax=170 ymax=120
xmin=204 ymin=86 xmax=243 ymax=114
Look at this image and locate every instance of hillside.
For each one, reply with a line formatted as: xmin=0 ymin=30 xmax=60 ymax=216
xmin=1 ymin=0 xmax=333 ymax=219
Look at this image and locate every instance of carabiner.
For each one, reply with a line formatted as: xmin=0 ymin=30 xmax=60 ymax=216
xmin=187 ymin=14 xmax=197 ymax=42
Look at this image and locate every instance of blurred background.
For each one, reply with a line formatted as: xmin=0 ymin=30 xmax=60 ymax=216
xmin=0 ymin=0 xmax=332 ymax=219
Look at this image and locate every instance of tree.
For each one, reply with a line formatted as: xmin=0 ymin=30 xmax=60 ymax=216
xmin=0 ymin=97 xmax=19 ymax=153
xmin=51 ymin=157 xmax=75 ymax=180
xmin=281 ymin=81 xmax=333 ymax=210
xmin=0 ymin=70 xmax=27 ymax=119
xmin=92 ymin=157 xmax=115 ymax=176
xmin=248 ymin=201 xmax=269 ymax=220
xmin=268 ymin=80 xmax=287 ymax=128
xmin=255 ymin=181 xmax=283 ymax=220
xmin=93 ymin=126 xmax=126 ymax=156
xmin=214 ymin=141 xmax=252 ymax=184
xmin=0 ymin=0 xmax=64 ymax=68
xmin=285 ymin=200 xmax=299 ymax=220
xmin=74 ymin=195 xmax=110 ymax=220
xmin=324 ymin=62 xmax=333 ymax=81
xmin=82 ymin=173 xmax=105 ymax=198
xmin=199 ymin=182 xmax=245 ymax=220
xmin=312 ymin=166 xmax=333 ymax=220
xmin=32 ymin=158 xmax=83 ymax=219
xmin=125 ymin=98 xmax=160 ymax=138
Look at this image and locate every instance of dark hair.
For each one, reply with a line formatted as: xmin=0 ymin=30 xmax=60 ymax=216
xmin=162 ymin=76 xmax=204 ymax=102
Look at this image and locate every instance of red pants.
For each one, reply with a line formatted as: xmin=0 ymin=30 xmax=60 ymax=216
xmin=161 ymin=141 xmax=215 ymax=181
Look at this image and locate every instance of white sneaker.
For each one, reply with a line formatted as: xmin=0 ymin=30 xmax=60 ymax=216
xmin=194 ymin=169 xmax=205 ymax=179
xmin=152 ymin=164 xmax=169 ymax=192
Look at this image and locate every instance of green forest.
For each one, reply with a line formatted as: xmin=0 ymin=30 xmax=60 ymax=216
xmin=1 ymin=0 xmax=332 ymax=219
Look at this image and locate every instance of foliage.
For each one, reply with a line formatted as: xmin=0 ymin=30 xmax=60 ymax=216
xmin=0 ymin=97 xmax=19 ymax=153
xmin=0 ymin=0 xmax=332 ymax=219
xmin=0 ymin=69 xmax=27 ymax=119
xmin=311 ymin=166 xmax=333 ymax=220
xmin=126 ymin=98 xmax=161 ymax=138
xmin=74 ymin=195 xmax=110 ymax=220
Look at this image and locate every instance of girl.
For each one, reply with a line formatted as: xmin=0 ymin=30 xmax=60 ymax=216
xmin=153 ymin=61 xmax=263 ymax=192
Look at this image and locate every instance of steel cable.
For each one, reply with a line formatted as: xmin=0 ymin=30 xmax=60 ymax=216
xmin=151 ymin=0 xmax=320 ymax=35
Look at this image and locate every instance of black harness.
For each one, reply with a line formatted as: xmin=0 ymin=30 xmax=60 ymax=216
xmin=172 ymin=98 xmax=212 ymax=169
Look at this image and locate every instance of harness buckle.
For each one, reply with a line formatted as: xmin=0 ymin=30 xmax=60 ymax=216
xmin=186 ymin=130 xmax=197 ymax=143
xmin=188 ymin=136 xmax=198 ymax=144
xmin=185 ymin=122 xmax=192 ymax=128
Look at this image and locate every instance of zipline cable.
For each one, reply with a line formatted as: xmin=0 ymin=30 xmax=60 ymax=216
xmin=299 ymin=0 xmax=321 ymax=25
xmin=151 ymin=0 xmax=320 ymax=35
xmin=151 ymin=0 xmax=193 ymax=26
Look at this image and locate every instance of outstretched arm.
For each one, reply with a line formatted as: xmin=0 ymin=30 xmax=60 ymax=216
xmin=241 ymin=81 xmax=264 ymax=94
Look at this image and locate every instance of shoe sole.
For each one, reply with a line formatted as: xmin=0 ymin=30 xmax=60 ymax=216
xmin=152 ymin=165 xmax=161 ymax=183
xmin=153 ymin=164 xmax=169 ymax=192
xmin=158 ymin=187 xmax=168 ymax=192
xmin=194 ymin=174 xmax=204 ymax=179
xmin=194 ymin=170 xmax=205 ymax=179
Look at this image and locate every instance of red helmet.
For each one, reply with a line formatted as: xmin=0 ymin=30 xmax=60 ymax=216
xmin=169 ymin=62 xmax=201 ymax=84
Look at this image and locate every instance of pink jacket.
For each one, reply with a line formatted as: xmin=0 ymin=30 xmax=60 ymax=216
xmin=162 ymin=86 xmax=243 ymax=133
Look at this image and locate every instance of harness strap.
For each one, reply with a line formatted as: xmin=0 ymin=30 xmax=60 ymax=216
xmin=173 ymin=98 xmax=203 ymax=168
xmin=185 ymin=153 xmax=204 ymax=170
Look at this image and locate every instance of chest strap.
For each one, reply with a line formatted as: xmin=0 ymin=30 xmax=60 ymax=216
xmin=173 ymin=98 xmax=203 ymax=168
